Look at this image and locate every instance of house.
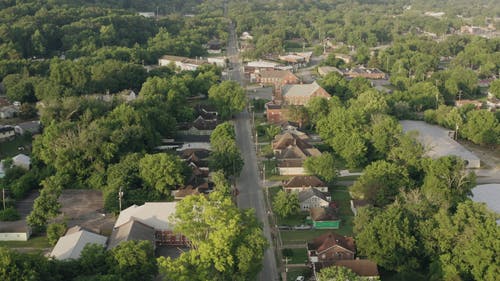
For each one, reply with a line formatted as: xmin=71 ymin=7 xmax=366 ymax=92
xmin=107 ymin=219 xmax=155 ymax=250
xmin=158 ymin=55 xmax=208 ymax=71
xmin=256 ymin=70 xmax=300 ymax=86
xmin=265 ymin=101 xmax=288 ymax=124
xmin=178 ymin=116 xmax=219 ymax=136
xmin=50 ymin=226 xmax=107 ymax=260
xmin=279 ymin=54 xmax=305 ymax=64
xmin=245 ymin=60 xmax=281 ymax=77
xmin=0 ymin=106 xmax=18 ymax=119
xmin=112 ymin=202 xmax=188 ymax=247
xmin=12 ymin=154 xmax=30 ymax=170
xmin=455 ymin=99 xmax=482 ymax=109
xmin=308 ymin=232 xmax=356 ymax=266
xmin=333 ymin=260 xmax=379 ymax=280
xmin=345 ymin=66 xmax=386 ymax=79
xmin=317 ymin=66 xmax=344 ymax=77
xmin=206 ymin=39 xmax=222 ymax=54
xmin=0 ymin=126 xmax=15 ymax=142
xmin=281 ymin=81 xmax=331 ymax=106
xmin=0 ymin=222 xmax=31 ymax=241
xmin=298 ymin=188 xmax=330 ymax=211
xmin=283 ymin=175 xmax=328 ymax=193
xmin=207 ymin=57 xmax=227 ymax=68
xmin=272 ymin=132 xmax=321 ymax=158
xmin=309 ymin=207 xmax=341 ymax=229
xmin=273 ymin=132 xmax=321 ymax=175
xmin=14 ymin=120 xmax=41 ymax=135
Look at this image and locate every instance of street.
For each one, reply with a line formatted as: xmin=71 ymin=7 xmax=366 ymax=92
xmin=224 ymin=2 xmax=279 ymax=279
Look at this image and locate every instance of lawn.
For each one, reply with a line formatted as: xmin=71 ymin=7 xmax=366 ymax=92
xmin=0 ymin=236 xmax=50 ymax=250
xmin=280 ymin=229 xmax=331 ymax=244
xmin=283 ymin=248 xmax=309 ymax=265
xmin=286 ymin=267 xmax=311 ymax=281
xmin=279 ymin=212 xmax=308 ymax=226
xmin=330 ymin=186 xmax=355 ymax=236
xmin=0 ymin=135 xmax=32 ymax=159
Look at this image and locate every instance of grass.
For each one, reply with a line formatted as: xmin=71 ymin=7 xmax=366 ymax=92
xmin=283 ymin=248 xmax=309 ymax=265
xmin=337 ymin=175 xmax=361 ymax=181
xmin=0 ymin=135 xmax=32 ymax=159
xmin=0 ymin=236 xmax=50 ymax=250
xmin=280 ymin=229 xmax=331 ymax=244
xmin=330 ymin=186 xmax=354 ymax=236
xmin=286 ymin=267 xmax=311 ymax=281
xmin=279 ymin=212 xmax=308 ymax=226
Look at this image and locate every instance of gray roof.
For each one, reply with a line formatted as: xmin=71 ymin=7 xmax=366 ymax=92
xmin=50 ymin=228 xmax=107 ymax=260
xmin=107 ymin=219 xmax=155 ymax=249
xmin=298 ymin=187 xmax=329 ymax=203
xmin=282 ymin=81 xmax=322 ymax=98
xmin=114 ymin=202 xmax=177 ymax=230
xmin=400 ymin=120 xmax=480 ymax=165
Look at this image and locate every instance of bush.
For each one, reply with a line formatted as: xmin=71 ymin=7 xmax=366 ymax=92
xmin=0 ymin=207 xmax=21 ymax=221
xmin=47 ymin=222 xmax=67 ymax=246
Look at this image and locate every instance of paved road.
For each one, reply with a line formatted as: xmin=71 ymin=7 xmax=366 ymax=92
xmin=224 ymin=3 xmax=279 ymax=280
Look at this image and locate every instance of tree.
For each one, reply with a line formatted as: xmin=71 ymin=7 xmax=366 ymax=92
xmin=286 ymin=105 xmax=309 ymax=128
xmin=208 ymin=81 xmax=246 ymax=120
xmin=317 ymin=266 xmax=363 ymax=281
xmin=432 ymin=201 xmax=500 ymax=281
xmin=319 ymin=72 xmax=351 ymax=101
xmin=407 ymin=82 xmax=442 ymax=112
xmin=139 ymin=153 xmax=185 ymax=196
xmin=26 ymin=176 xmax=63 ymax=229
xmin=273 ymin=190 xmax=300 ymax=218
xmin=210 ymin=123 xmax=244 ymax=177
xmin=350 ymin=160 xmax=410 ymax=207
xmin=265 ymin=125 xmax=281 ymax=141
xmin=159 ymin=191 xmax=267 ymax=280
xmin=368 ymin=114 xmax=402 ymax=159
xmin=461 ymin=110 xmax=499 ymax=146
xmin=355 ymin=204 xmax=419 ymax=272
xmin=421 ymin=156 xmax=475 ymax=210
xmin=47 ymin=222 xmax=67 ymax=246
xmin=303 ymin=153 xmax=338 ymax=183
xmin=306 ymin=96 xmax=330 ymax=126
xmin=108 ymin=240 xmax=157 ymax=281
xmin=489 ymin=79 xmax=500 ymax=99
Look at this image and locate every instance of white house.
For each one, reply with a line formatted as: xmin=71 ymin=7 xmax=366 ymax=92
xmin=298 ymin=188 xmax=330 ymax=211
xmin=50 ymin=226 xmax=107 ymax=260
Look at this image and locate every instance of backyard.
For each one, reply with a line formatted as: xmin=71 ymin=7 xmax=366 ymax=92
xmin=0 ymin=134 xmax=32 ymax=159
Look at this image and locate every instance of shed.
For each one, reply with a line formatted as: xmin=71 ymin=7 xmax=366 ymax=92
xmin=12 ymin=154 xmax=31 ymax=170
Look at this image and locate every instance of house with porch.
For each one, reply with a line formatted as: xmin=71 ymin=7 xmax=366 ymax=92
xmin=298 ymin=188 xmax=331 ymax=211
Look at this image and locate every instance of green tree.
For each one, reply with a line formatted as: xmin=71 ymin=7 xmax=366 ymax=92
xmin=421 ymin=156 xmax=476 ymax=210
xmin=159 ymin=191 xmax=267 ymax=280
xmin=433 ymin=201 xmax=500 ymax=281
xmin=286 ymin=105 xmax=309 ymax=128
xmin=368 ymin=114 xmax=402 ymax=159
xmin=489 ymin=79 xmax=500 ymax=99
xmin=273 ymin=190 xmax=300 ymax=218
xmin=47 ymin=222 xmax=67 ymax=246
xmin=208 ymin=81 xmax=246 ymax=120
xmin=108 ymin=240 xmax=157 ymax=281
xmin=350 ymin=160 xmax=410 ymax=207
xmin=317 ymin=265 xmax=363 ymax=281
xmin=356 ymin=204 xmax=419 ymax=272
xmin=303 ymin=153 xmax=337 ymax=183
xmin=265 ymin=125 xmax=281 ymax=141
xmin=319 ymin=72 xmax=351 ymax=101
xmin=461 ymin=110 xmax=499 ymax=146
xmin=26 ymin=175 xmax=63 ymax=229
xmin=139 ymin=153 xmax=185 ymax=196
xmin=210 ymin=123 xmax=244 ymax=177
xmin=306 ymin=96 xmax=330 ymax=127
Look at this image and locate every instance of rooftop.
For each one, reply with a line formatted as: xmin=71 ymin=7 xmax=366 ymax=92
xmin=471 ymin=184 xmax=500 ymax=224
xmin=400 ymin=120 xmax=480 ymax=166
xmin=334 ymin=259 xmax=379 ymax=277
xmin=308 ymin=231 xmax=355 ymax=254
xmin=285 ymin=175 xmax=326 ymax=188
xmin=298 ymin=188 xmax=329 ymax=203
xmin=107 ymin=219 xmax=155 ymax=249
xmin=114 ymin=202 xmax=177 ymax=230
xmin=282 ymin=81 xmax=324 ymax=98
xmin=50 ymin=227 xmax=107 ymax=260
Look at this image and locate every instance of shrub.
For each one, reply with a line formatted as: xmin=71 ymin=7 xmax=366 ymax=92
xmin=47 ymin=222 xmax=67 ymax=246
xmin=0 ymin=207 xmax=21 ymax=221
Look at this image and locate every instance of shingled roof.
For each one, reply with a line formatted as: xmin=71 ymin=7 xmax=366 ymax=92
xmin=334 ymin=260 xmax=379 ymax=277
xmin=298 ymin=188 xmax=329 ymax=203
xmin=308 ymin=231 xmax=355 ymax=254
xmin=285 ymin=176 xmax=326 ymax=188
xmin=107 ymin=219 xmax=155 ymax=249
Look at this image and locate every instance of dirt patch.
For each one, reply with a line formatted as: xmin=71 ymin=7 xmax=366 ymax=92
xmin=54 ymin=189 xmax=115 ymax=235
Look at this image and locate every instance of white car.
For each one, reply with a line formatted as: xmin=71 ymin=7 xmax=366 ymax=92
xmin=295 ymin=276 xmax=305 ymax=281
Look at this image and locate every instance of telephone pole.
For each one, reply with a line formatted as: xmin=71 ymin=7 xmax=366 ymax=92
xmin=118 ymin=187 xmax=124 ymax=212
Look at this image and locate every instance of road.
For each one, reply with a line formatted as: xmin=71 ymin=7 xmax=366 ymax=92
xmin=224 ymin=3 xmax=279 ymax=280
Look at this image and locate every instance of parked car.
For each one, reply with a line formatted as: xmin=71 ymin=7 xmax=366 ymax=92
xmin=296 ymin=276 xmax=305 ymax=281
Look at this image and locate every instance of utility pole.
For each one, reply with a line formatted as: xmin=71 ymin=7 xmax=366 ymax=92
xmin=282 ymin=256 xmax=290 ymax=281
xmin=118 ymin=187 xmax=124 ymax=212
xmin=2 ymin=188 xmax=5 ymax=211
